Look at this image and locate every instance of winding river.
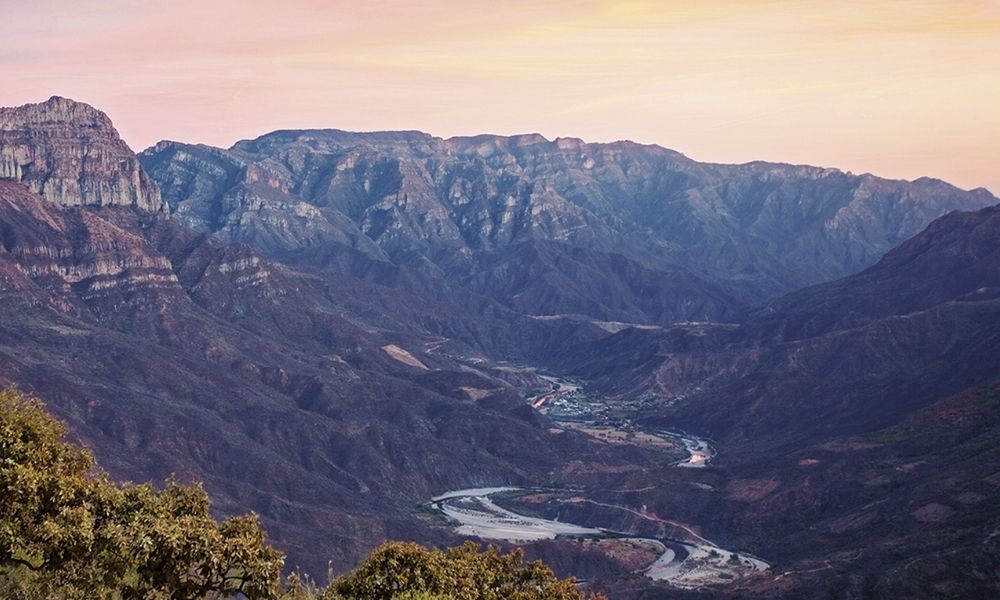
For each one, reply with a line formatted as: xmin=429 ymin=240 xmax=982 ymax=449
xmin=427 ymin=486 xmax=769 ymax=589
xmin=425 ymin=374 xmax=765 ymax=589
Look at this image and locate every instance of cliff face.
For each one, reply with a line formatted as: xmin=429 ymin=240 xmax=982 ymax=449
xmin=561 ymin=203 xmax=1000 ymax=453
xmin=0 ymin=97 xmax=163 ymax=212
xmin=0 ymin=177 xmax=619 ymax=579
xmin=141 ymin=131 xmax=997 ymax=324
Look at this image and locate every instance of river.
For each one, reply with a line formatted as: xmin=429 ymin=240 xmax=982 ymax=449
xmin=530 ymin=375 xmax=716 ymax=467
xmin=425 ymin=374 xmax=764 ymax=589
xmin=427 ymin=487 xmax=769 ymax=589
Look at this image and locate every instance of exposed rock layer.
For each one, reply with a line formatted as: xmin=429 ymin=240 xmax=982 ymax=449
xmin=142 ymin=130 xmax=996 ymax=324
xmin=3 ymin=97 xmax=1000 ymax=598
xmin=0 ymin=179 xmax=627 ymax=580
xmin=0 ymin=97 xmax=163 ymax=212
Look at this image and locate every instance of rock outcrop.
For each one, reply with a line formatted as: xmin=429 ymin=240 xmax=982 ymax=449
xmin=0 ymin=152 xmax=22 ymax=180
xmin=141 ymin=130 xmax=997 ymax=324
xmin=0 ymin=96 xmax=163 ymax=212
xmin=0 ymin=177 xmax=608 ymax=580
xmin=564 ymin=203 xmax=1000 ymax=453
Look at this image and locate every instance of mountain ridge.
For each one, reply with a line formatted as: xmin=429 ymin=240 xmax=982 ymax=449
xmin=3 ymin=95 xmax=1000 ymax=598
xmin=141 ymin=124 xmax=996 ymax=328
xmin=1 ymin=96 xmax=163 ymax=212
xmin=205 ymin=127 xmax=997 ymax=194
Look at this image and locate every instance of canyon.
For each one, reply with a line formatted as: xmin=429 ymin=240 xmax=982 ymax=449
xmin=1 ymin=96 xmax=998 ymax=598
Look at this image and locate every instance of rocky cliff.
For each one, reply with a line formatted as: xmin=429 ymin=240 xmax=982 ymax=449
xmin=0 ymin=97 xmax=163 ymax=212
xmin=562 ymin=203 xmax=1000 ymax=453
xmin=0 ymin=177 xmax=630 ymax=579
xmin=141 ymin=131 xmax=996 ymax=321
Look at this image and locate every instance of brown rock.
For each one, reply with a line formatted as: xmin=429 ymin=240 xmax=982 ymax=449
xmin=0 ymin=96 xmax=163 ymax=212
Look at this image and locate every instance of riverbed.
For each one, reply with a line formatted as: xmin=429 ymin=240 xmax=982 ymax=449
xmin=425 ymin=374 xmax=762 ymax=589
xmin=427 ymin=487 xmax=769 ymax=589
xmin=532 ymin=375 xmax=717 ymax=467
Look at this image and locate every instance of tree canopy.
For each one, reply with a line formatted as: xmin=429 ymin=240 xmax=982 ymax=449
xmin=0 ymin=387 xmax=283 ymax=599
xmin=326 ymin=541 xmax=596 ymax=600
xmin=0 ymin=388 xmax=601 ymax=599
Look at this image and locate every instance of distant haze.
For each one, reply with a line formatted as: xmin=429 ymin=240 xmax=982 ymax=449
xmin=2 ymin=0 xmax=997 ymax=193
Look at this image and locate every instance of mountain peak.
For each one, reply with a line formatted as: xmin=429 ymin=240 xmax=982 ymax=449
xmin=1 ymin=96 xmax=113 ymax=130
xmin=0 ymin=97 xmax=163 ymax=212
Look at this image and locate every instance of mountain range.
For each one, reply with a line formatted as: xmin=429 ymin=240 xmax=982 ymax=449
xmin=1 ymin=96 xmax=998 ymax=598
xmin=139 ymin=126 xmax=993 ymax=324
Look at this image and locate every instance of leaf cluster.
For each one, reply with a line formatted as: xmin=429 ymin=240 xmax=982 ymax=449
xmin=0 ymin=388 xmax=282 ymax=599
xmin=0 ymin=388 xmax=600 ymax=599
xmin=325 ymin=541 xmax=603 ymax=600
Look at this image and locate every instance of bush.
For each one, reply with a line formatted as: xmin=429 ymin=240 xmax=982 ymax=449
xmin=0 ymin=388 xmax=599 ymax=599
xmin=0 ymin=388 xmax=283 ymax=599
xmin=326 ymin=540 xmax=602 ymax=600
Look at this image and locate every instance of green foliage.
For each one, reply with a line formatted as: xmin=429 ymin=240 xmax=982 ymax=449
xmin=391 ymin=592 xmax=453 ymax=600
xmin=278 ymin=571 xmax=325 ymax=600
xmin=326 ymin=540 xmax=602 ymax=600
xmin=0 ymin=387 xmax=598 ymax=600
xmin=0 ymin=387 xmax=283 ymax=599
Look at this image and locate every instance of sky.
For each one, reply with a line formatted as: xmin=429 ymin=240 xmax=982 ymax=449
xmin=2 ymin=0 xmax=998 ymax=193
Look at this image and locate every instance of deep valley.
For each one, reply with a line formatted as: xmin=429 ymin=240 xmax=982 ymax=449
xmin=1 ymin=96 xmax=998 ymax=599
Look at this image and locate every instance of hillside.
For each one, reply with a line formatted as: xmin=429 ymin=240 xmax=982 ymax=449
xmin=139 ymin=130 xmax=996 ymax=324
xmin=1 ymin=96 xmax=999 ymax=598
xmin=0 ymin=387 xmax=599 ymax=600
xmin=0 ymin=178 xmax=630 ymax=577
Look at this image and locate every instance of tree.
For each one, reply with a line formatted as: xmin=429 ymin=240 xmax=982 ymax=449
xmin=1 ymin=387 xmax=599 ymax=599
xmin=118 ymin=481 xmax=283 ymax=599
xmin=0 ymin=387 xmax=283 ymax=599
xmin=326 ymin=541 xmax=603 ymax=600
xmin=0 ymin=387 xmax=123 ymax=597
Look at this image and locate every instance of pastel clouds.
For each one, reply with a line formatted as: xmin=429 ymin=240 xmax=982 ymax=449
xmin=2 ymin=0 xmax=997 ymax=192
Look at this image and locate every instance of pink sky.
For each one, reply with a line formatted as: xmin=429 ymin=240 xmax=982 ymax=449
xmin=2 ymin=0 xmax=998 ymax=193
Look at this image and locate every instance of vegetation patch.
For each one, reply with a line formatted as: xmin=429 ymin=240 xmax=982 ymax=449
xmin=0 ymin=388 xmax=600 ymax=599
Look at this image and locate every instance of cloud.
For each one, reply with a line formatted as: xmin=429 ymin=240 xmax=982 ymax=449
xmin=1 ymin=0 xmax=996 ymax=192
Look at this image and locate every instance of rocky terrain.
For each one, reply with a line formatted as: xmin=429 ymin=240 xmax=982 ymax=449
xmin=524 ymin=203 xmax=1000 ymax=597
xmin=1 ymin=96 xmax=999 ymax=598
xmin=557 ymin=204 xmax=1000 ymax=454
xmin=1 ymin=97 xmax=162 ymax=212
xmin=0 ymin=176 xmax=649 ymax=578
xmin=140 ymin=130 xmax=995 ymax=324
